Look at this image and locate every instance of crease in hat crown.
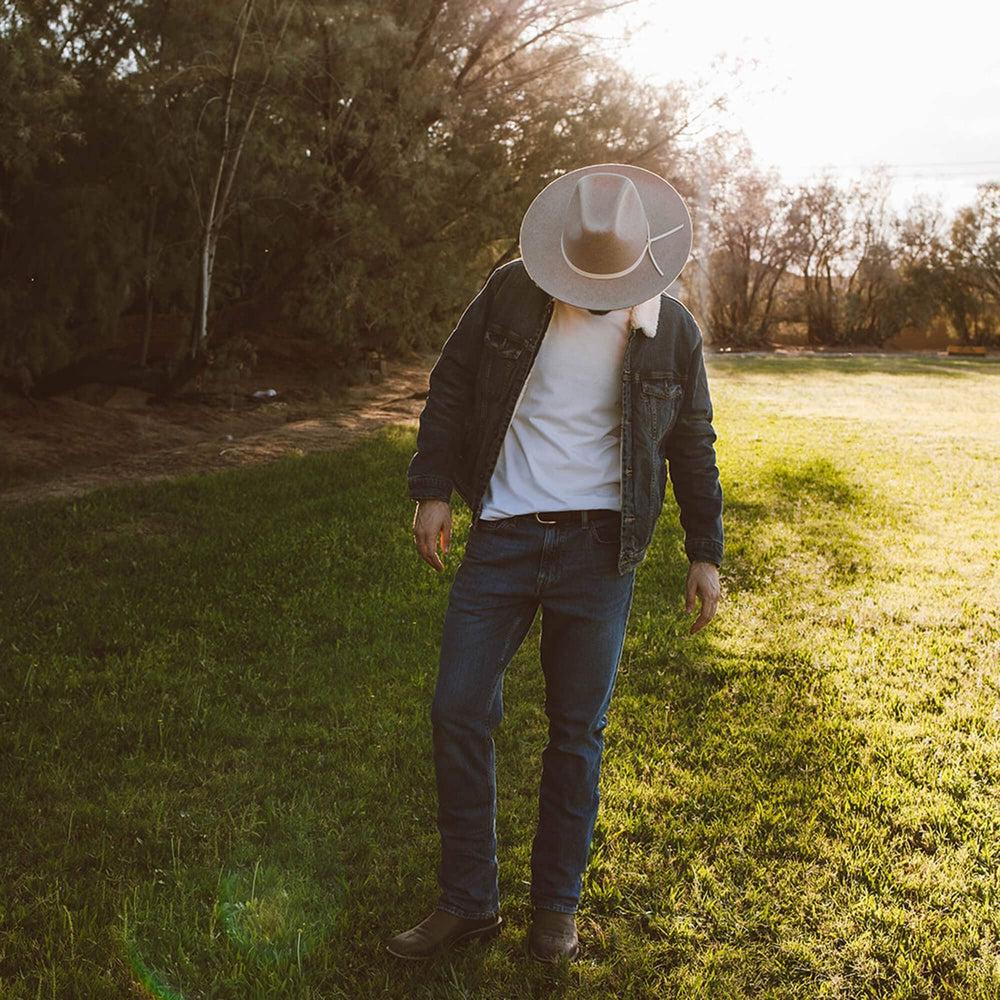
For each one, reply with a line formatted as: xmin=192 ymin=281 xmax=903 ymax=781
xmin=559 ymin=172 xmax=679 ymax=281
xmin=519 ymin=160 xmax=693 ymax=310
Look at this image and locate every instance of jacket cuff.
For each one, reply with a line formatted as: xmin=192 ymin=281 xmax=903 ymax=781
xmin=408 ymin=475 xmax=454 ymax=503
xmin=686 ymin=538 xmax=723 ymax=568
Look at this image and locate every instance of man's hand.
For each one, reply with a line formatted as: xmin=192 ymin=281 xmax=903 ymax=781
xmin=412 ymin=499 xmax=452 ymax=572
xmin=684 ymin=561 xmax=721 ymax=634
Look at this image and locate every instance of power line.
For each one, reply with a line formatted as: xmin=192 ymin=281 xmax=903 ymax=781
xmin=793 ymin=160 xmax=1000 ymax=173
xmin=890 ymin=173 xmax=1000 ymax=179
xmin=778 ymin=164 xmax=1000 ymax=182
xmin=819 ymin=159 xmax=1000 ymax=168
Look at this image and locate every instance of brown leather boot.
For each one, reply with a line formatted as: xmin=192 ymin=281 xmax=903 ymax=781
xmin=528 ymin=907 xmax=580 ymax=963
xmin=385 ymin=908 xmax=503 ymax=960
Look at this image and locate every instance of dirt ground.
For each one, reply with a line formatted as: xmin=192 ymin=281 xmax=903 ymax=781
xmin=0 ymin=347 xmax=438 ymax=508
xmin=0 ymin=344 xmax=962 ymax=509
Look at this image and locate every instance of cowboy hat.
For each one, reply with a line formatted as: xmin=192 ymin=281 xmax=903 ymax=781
xmin=519 ymin=162 xmax=693 ymax=311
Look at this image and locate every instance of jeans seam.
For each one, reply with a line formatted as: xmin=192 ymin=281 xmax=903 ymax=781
xmin=530 ymin=900 xmax=578 ymax=915
xmin=437 ymin=901 xmax=499 ymax=920
xmin=445 ymin=602 xmax=524 ymax=919
xmin=483 ymin=607 xmax=526 ymax=725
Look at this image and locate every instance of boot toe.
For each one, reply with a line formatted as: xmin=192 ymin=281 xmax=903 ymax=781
xmin=386 ymin=909 xmax=502 ymax=960
xmin=528 ymin=910 xmax=580 ymax=963
xmin=529 ymin=933 xmax=580 ymax=963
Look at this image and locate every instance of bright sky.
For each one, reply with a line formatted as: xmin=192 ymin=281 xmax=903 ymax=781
xmin=593 ymin=0 xmax=1000 ymax=218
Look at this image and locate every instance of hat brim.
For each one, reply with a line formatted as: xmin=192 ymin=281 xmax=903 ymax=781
xmin=519 ymin=162 xmax=693 ymax=311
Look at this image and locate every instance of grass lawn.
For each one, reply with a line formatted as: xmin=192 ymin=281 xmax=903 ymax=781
xmin=1 ymin=354 xmax=998 ymax=999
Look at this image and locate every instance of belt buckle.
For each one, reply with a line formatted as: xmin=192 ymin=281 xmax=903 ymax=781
xmin=534 ymin=511 xmax=558 ymax=524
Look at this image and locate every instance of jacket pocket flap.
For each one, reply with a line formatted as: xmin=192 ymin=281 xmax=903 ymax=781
xmin=484 ymin=324 xmax=528 ymax=358
xmin=639 ymin=379 xmax=683 ymax=400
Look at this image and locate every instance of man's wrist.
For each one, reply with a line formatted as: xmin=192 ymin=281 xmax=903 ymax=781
xmin=686 ymin=538 xmax=723 ymax=568
xmin=408 ymin=474 xmax=454 ymax=505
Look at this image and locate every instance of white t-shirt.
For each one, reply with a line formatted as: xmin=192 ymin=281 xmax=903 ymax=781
xmin=480 ymin=294 xmax=662 ymax=519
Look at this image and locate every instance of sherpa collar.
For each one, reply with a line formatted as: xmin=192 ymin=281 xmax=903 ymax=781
xmin=632 ymin=293 xmax=663 ymax=338
xmin=555 ymin=292 xmax=663 ymax=337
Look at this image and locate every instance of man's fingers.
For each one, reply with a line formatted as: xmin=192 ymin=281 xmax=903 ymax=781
xmin=688 ymin=588 xmax=720 ymax=634
xmin=688 ymin=599 xmax=716 ymax=633
xmin=417 ymin=531 xmax=444 ymax=571
xmin=428 ymin=533 xmax=445 ymax=571
xmin=412 ymin=511 xmax=449 ymax=572
xmin=689 ymin=591 xmax=711 ymax=633
xmin=685 ymin=567 xmax=721 ymax=634
xmin=684 ymin=575 xmax=697 ymax=613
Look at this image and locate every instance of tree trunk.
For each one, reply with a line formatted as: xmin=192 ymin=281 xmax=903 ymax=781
xmin=140 ymin=185 xmax=159 ymax=367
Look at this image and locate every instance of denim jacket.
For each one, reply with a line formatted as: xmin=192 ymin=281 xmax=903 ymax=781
xmin=406 ymin=259 xmax=724 ymax=575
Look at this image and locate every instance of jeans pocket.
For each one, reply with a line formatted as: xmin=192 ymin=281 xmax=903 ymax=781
xmin=476 ymin=515 xmax=513 ymax=533
xmin=589 ymin=517 xmax=620 ymax=546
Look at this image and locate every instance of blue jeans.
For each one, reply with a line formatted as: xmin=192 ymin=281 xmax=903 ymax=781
xmin=430 ymin=511 xmax=637 ymax=918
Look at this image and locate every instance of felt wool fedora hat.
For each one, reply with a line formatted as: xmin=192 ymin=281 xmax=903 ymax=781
xmin=519 ymin=163 xmax=693 ymax=311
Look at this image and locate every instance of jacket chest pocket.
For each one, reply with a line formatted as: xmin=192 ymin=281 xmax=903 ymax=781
xmin=639 ymin=377 xmax=685 ymax=444
xmin=478 ymin=324 xmax=529 ymax=405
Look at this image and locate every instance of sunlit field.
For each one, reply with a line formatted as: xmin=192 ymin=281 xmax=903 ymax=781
xmin=2 ymin=355 xmax=998 ymax=998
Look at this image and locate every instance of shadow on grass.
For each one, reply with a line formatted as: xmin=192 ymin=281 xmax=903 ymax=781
xmin=765 ymin=455 xmax=867 ymax=507
xmin=682 ymin=452 xmax=898 ymax=599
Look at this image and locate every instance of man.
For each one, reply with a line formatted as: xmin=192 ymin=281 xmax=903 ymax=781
xmin=388 ymin=164 xmax=724 ymax=963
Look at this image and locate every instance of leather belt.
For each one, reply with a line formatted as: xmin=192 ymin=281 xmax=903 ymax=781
xmin=530 ymin=508 xmax=620 ymax=525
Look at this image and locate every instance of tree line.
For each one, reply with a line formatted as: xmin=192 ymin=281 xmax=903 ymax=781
xmin=693 ymin=139 xmax=1000 ymax=349
xmin=1 ymin=1 xmax=996 ymax=400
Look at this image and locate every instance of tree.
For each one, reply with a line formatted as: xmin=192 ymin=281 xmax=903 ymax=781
xmin=693 ymin=142 xmax=800 ymax=347
xmin=838 ymin=170 xmax=908 ymax=346
xmin=183 ymin=0 xmax=295 ymax=367
xmin=787 ymin=176 xmax=851 ymax=345
xmin=272 ymin=0 xmax=693 ymax=355
xmin=893 ymin=194 xmax=952 ymax=339
xmin=949 ymin=183 xmax=1000 ymax=346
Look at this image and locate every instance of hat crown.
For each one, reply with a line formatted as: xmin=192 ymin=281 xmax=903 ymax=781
xmin=561 ymin=173 xmax=650 ymax=276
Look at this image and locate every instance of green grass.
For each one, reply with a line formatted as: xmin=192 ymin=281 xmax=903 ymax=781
xmin=1 ymin=354 xmax=998 ymax=998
